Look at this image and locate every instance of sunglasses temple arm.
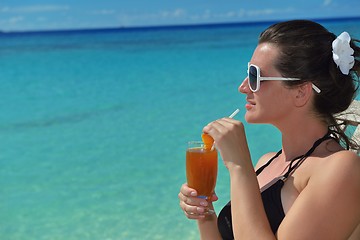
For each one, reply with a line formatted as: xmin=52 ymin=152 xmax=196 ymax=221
xmin=256 ymin=77 xmax=321 ymax=93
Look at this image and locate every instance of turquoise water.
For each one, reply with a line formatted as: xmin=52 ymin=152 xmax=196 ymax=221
xmin=1 ymin=18 xmax=359 ymax=239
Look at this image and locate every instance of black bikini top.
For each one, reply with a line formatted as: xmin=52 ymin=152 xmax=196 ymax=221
xmin=217 ymin=130 xmax=335 ymax=239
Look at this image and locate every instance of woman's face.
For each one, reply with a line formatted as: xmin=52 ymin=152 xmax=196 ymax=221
xmin=239 ymin=43 xmax=295 ymax=125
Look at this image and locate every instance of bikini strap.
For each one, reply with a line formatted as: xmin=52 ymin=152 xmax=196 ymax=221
xmin=282 ymin=130 xmax=335 ymax=180
xmin=256 ymin=130 xmax=335 ymax=179
xmin=256 ymin=150 xmax=282 ymax=176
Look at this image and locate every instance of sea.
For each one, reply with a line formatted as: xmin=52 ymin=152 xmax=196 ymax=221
xmin=1 ymin=17 xmax=359 ymax=240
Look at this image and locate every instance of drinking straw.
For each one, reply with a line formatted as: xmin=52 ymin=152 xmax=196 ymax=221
xmin=211 ymin=108 xmax=240 ymax=150
xmin=228 ymin=108 xmax=240 ymax=119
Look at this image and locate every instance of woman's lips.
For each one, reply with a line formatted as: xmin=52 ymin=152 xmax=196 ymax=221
xmin=245 ymin=98 xmax=255 ymax=110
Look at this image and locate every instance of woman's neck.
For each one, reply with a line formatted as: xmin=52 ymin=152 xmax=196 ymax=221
xmin=277 ymin=119 xmax=328 ymax=161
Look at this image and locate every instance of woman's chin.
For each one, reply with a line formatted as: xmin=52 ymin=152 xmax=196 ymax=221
xmin=245 ymin=112 xmax=262 ymax=124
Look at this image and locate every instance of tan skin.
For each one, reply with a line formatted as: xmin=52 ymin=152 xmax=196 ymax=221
xmin=178 ymin=43 xmax=360 ymax=239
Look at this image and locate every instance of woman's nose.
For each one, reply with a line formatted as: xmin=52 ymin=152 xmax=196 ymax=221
xmin=239 ymin=77 xmax=249 ymax=94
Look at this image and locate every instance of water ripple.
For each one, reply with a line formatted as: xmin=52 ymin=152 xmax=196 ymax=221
xmin=0 ymin=104 xmax=124 ymax=132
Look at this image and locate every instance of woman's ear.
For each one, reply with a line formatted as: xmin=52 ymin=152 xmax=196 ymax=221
xmin=293 ymin=83 xmax=313 ymax=107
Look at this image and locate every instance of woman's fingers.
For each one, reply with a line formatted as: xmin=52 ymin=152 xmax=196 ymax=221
xmin=204 ymin=118 xmax=245 ymax=147
xmin=203 ymin=118 xmax=242 ymax=137
xmin=179 ymin=183 xmax=216 ymax=219
xmin=180 ymin=183 xmax=197 ymax=197
xmin=203 ymin=118 xmax=251 ymax=168
xmin=211 ymin=192 xmax=219 ymax=202
xmin=179 ymin=200 xmax=206 ymax=219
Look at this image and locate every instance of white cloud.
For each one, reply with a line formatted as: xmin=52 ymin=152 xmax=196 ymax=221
xmin=189 ymin=8 xmax=294 ymax=22
xmin=91 ymin=9 xmax=116 ymax=15
xmin=240 ymin=7 xmax=295 ymax=18
xmin=173 ymin=8 xmax=185 ymax=17
xmin=202 ymin=9 xmax=211 ymax=19
xmin=0 ymin=5 xmax=69 ymax=13
xmin=190 ymin=9 xmax=211 ymax=21
xmin=0 ymin=6 xmax=297 ymax=30
xmin=247 ymin=9 xmax=276 ymax=16
xmin=36 ymin=17 xmax=47 ymax=22
xmin=0 ymin=16 xmax=24 ymax=29
xmin=212 ymin=10 xmax=244 ymax=19
xmin=225 ymin=11 xmax=236 ymax=18
xmin=160 ymin=8 xmax=186 ymax=18
xmin=0 ymin=7 xmax=10 ymax=12
xmin=8 ymin=16 xmax=24 ymax=24
xmin=0 ymin=5 xmax=70 ymax=31
xmin=117 ymin=8 xmax=187 ymax=25
xmin=323 ymin=0 xmax=332 ymax=6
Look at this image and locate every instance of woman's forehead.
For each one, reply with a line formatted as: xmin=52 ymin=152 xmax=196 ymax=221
xmin=251 ymin=43 xmax=280 ymax=75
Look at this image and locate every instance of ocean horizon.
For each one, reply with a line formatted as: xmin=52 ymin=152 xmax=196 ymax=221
xmin=1 ymin=15 xmax=360 ymax=35
xmin=1 ymin=17 xmax=359 ymax=239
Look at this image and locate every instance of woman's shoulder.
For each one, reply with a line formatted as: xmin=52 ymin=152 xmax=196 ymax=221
xmin=300 ymin=150 xmax=360 ymax=237
xmin=324 ymin=150 xmax=360 ymax=172
xmin=254 ymin=152 xmax=279 ymax=170
xmin=278 ymin=150 xmax=360 ymax=239
xmin=312 ymin=149 xmax=360 ymax=191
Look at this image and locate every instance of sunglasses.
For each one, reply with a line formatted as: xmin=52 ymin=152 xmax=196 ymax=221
xmin=247 ymin=63 xmax=321 ymax=93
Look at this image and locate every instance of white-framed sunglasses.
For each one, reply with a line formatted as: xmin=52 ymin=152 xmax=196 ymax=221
xmin=247 ymin=63 xmax=321 ymax=93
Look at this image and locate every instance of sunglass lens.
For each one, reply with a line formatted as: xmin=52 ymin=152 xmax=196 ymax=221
xmin=248 ymin=65 xmax=258 ymax=91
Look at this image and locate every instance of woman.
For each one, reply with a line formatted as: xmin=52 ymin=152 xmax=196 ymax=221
xmin=178 ymin=20 xmax=360 ymax=239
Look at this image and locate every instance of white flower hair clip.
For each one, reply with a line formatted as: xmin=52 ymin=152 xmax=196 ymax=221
xmin=332 ymin=31 xmax=355 ymax=75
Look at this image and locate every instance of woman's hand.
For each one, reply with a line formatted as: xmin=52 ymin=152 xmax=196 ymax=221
xmin=203 ymin=118 xmax=251 ymax=169
xmin=178 ymin=183 xmax=218 ymax=219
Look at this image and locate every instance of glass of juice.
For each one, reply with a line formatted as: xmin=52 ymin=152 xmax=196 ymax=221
xmin=186 ymin=141 xmax=218 ymax=203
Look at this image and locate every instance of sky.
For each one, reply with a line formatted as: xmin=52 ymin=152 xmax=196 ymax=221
xmin=0 ymin=0 xmax=359 ymax=32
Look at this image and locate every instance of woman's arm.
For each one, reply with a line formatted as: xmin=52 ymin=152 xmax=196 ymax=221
xmin=197 ymin=213 xmax=222 ymax=240
xmin=204 ymin=118 xmax=276 ymax=239
xmin=228 ymin=163 xmax=275 ymax=239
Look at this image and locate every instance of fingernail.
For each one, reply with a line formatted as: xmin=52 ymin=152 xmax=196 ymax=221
xmin=197 ymin=207 xmax=204 ymax=213
xmin=200 ymin=201 xmax=208 ymax=207
xmin=190 ymin=191 xmax=197 ymax=197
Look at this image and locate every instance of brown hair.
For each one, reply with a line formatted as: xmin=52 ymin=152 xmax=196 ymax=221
xmin=259 ymin=20 xmax=360 ymax=150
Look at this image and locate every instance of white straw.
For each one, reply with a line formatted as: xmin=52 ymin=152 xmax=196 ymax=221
xmin=228 ymin=108 xmax=240 ymax=119
xmin=211 ymin=109 xmax=240 ymax=150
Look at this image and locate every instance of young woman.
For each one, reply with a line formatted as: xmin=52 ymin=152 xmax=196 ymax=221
xmin=178 ymin=20 xmax=360 ymax=239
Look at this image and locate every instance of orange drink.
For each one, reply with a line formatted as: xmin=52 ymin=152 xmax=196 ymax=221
xmin=186 ymin=141 xmax=218 ymax=199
